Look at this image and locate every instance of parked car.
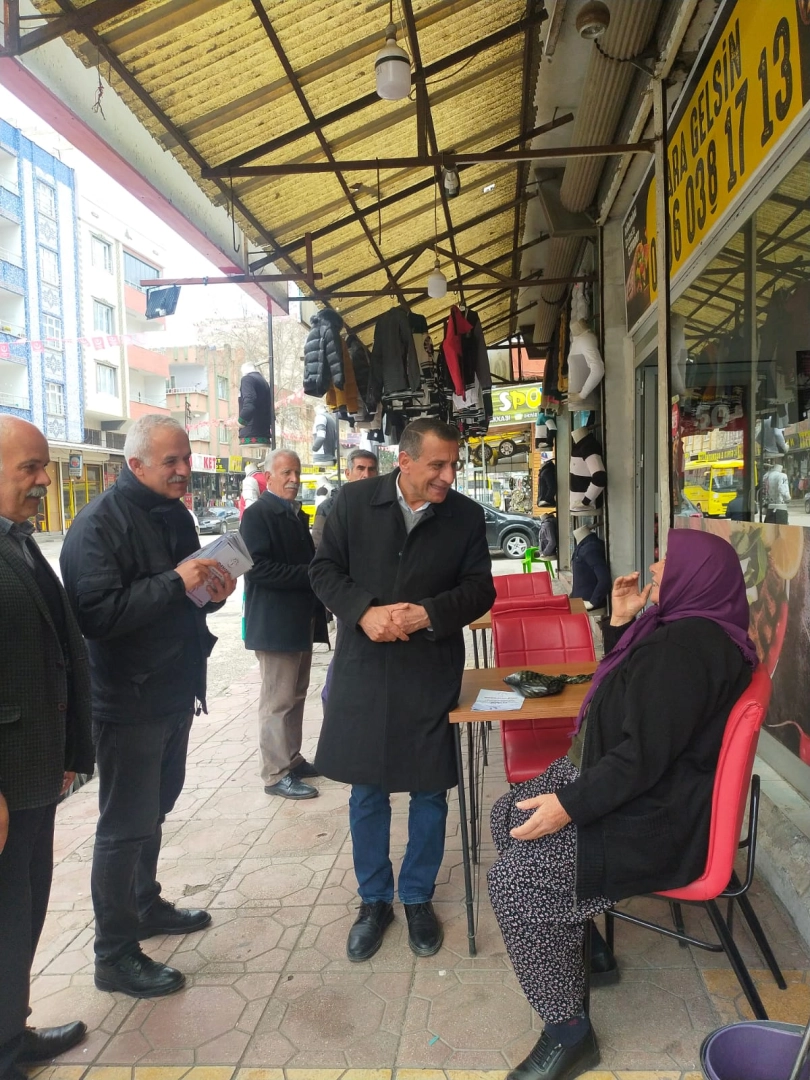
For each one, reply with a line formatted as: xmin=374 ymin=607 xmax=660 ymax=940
xmin=480 ymin=503 xmax=542 ymax=559
xmin=198 ymin=507 xmax=240 ymax=534
xmin=470 ymin=435 xmax=531 ymax=466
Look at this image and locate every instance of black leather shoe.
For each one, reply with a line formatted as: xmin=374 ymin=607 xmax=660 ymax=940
xmin=346 ymin=901 xmax=394 ymax=961
xmin=507 ymin=1028 xmax=599 ymax=1080
xmin=404 ymin=901 xmax=443 ymax=956
xmin=264 ymin=774 xmax=318 ymax=799
xmin=589 ymin=923 xmax=619 ymax=987
xmin=94 ymin=949 xmax=186 ymax=998
xmin=16 ymin=1022 xmax=88 ymax=1062
xmin=138 ymin=897 xmax=212 ymax=940
xmin=291 ymin=759 xmax=320 ymax=778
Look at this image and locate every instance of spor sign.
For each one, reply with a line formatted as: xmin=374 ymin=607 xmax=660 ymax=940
xmin=491 ymin=382 xmax=543 ymax=424
xmin=623 ymin=0 xmax=810 ymax=329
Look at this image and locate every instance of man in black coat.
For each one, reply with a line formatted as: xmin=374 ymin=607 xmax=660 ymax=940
xmin=311 ymin=448 xmax=379 ymax=549
xmin=60 ymin=416 xmax=236 ymax=1000
xmin=241 ymin=449 xmax=329 ymax=800
xmin=0 ymin=417 xmax=94 ymax=1080
xmin=310 ymin=419 xmax=495 ymax=961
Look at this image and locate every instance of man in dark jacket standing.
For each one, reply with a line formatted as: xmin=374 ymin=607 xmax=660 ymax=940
xmin=60 ymin=416 xmax=235 ymax=1000
xmin=241 ymin=449 xmax=329 ymax=800
xmin=0 ymin=418 xmax=94 ymax=1080
xmin=311 ymin=448 xmax=379 ymax=548
xmin=310 ymin=418 xmax=495 ymax=961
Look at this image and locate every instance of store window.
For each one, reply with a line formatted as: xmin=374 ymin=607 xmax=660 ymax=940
xmin=91 ymin=235 xmax=113 ymax=272
xmin=93 ymin=300 xmax=114 ymax=334
xmin=36 ymin=181 xmax=56 ymax=218
xmin=96 ymin=362 xmax=118 ymax=396
xmin=46 ymin=381 xmax=64 ymax=416
xmin=39 ymin=246 xmax=59 ymax=285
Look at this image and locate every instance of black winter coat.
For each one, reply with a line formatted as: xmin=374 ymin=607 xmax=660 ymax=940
xmin=60 ymin=467 xmax=219 ymax=724
xmin=570 ymin=531 xmax=610 ymax=608
xmin=304 ymin=309 xmax=345 ymax=398
xmin=310 ymin=471 xmax=495 ymax=791
xmin=0 ymin=534 xmax=94 ymax=811
xmin=368 ymin=308 xmax=420 ymax=407
xmin=557 ymin=617 xmax=751 ymax=902
xmin=238 ymin=370 xmax=274 ymax=442
xmin=346 ymin=334 xmax=372 ymax=406
xmin=241 ymin=492 xmax=329 ymax=652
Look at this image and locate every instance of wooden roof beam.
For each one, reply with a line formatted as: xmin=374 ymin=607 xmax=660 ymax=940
xmin=4 ymin=0 xmax=140 ymax=55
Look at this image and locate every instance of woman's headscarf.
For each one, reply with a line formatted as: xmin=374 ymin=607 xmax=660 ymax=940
xmin=575 ymin=529 xmax=757 ymax=730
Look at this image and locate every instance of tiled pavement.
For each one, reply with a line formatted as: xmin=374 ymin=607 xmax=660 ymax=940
xmin=27 ymin=589 xmax=810 ymax=1080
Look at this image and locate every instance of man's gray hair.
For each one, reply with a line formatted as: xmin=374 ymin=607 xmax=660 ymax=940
xmin=399 ymin=418 xmax=460 ymax=460
xmin=262 ymin=448 xmax=301 ymax=472
xmin=123 ymin=415 xmax=188 ymax=464
xmin=346 ymin=447 xmax=378 ymax=468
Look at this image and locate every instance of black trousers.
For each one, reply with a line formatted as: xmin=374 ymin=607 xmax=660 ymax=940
xmin=0 ymin=802 xmax=57 ymax=1069
xmin=91 ymin=712 xmax=193 ymax=962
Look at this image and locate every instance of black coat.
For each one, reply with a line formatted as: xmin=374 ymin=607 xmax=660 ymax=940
xmin=571 ymin=531 xmax=611 ymax=608
xmin=557 ymin=617 xmax=751 ymax=902
xmin=346 ymin=334 xmax=372 ymax=406
xmin=368 ymin=308 xmax=421 ymax=408
xmin=238 ymin=370 xmax=274 ymax=442
xmin=60 ymin=467 xmax=219 ymax=724
xmin=304 ymin=309 xmax=345 ymax=398
xmin=0 ymin=534 xmax=93 ymax=811
xmin=241 ymin=492 xmax=329 ymax=652
xmin=310 ymin=471 xmax=496 ymax=792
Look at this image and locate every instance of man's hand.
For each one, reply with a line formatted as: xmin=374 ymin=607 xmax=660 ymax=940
xmin=0 ymin=791 xmax=8 ymax=855
xmin=175 ymin=558 xmax=235 ymax=600
xmin=509 ymin=793 xmax=571 ymax=841
xmin=610 ymin=571 xmax=651 ymax=625
xmin=359 ymin=606 xmax=410 ymax=642
xmin=389 ymin=603 xmax=431 ymax=634
xmin=60 ymin=771 xmax=76 ymax=796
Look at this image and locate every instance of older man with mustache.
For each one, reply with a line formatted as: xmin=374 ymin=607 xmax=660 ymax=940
xmin=0 ymin=417 xmax=94 ymax=1079
xmin=60 ymin=415 xmax=236 ymax=999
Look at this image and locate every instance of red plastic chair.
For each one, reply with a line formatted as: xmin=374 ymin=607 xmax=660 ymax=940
xmin=602 ymin=664 xmax=785 ymax=1020
xmin=492 ymin=572 xmax=553 ymax=611
xmin=492 ymin=611 xmax=596 ymax=782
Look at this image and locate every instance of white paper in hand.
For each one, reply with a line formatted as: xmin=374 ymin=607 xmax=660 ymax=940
xmin=179 ymin=533 xmax=254 ymax=607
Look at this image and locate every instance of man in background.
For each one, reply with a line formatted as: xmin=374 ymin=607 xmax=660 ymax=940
xmin=0 ymin=417 xmax=94 ymax=1079
xmin=311 ymin=448 xmax=379 ymax=548
xmin=61 ymin=415 xmax=235 ymax=1000
xmin=241 ymin=449 xmax=329 ymax=800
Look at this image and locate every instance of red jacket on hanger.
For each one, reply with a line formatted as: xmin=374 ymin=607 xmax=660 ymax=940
xmin=442 ymin=305 xmax=473 ymax=397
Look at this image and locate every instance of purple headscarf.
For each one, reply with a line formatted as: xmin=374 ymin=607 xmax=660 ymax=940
xmin=575 ymin=529 xmax=758 ymax=731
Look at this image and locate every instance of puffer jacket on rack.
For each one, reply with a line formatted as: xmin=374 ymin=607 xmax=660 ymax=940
xmin=303 ymin=308 xmax=345 ymax=398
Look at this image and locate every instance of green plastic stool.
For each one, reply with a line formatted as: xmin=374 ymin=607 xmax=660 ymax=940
xmin=522 ymin=547 xmax=556 ymax=577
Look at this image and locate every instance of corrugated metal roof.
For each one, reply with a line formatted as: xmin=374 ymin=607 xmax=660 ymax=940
xmin=33 ymin=0 xmax=541 ymax=349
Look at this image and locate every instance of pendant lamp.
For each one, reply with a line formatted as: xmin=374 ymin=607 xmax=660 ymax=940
xmin=442 ymin=165 xmax=461 ymax=198
xmin=375 ymin=21 xmax=410 ymax=100
xmin=427 ymin=254 xmax=447 ymax=299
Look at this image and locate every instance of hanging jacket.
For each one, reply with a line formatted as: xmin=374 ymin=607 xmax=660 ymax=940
xmin=326 ymin=340 xmax=361 ymax=415
xmin=368 ymin=307 xmax=421 ymax=408
xmin=303 ymin=308 xmax=345 ymax=398
xmin=571 ymin=531 xmax=611 ymax=608
xmin=346 ymin=334 xmax=372 ymax=404
xmin=537 ymin=459 xmax=557 ymax=506
xmin=238 ymin=370 xmax=273 ymax=442
xmin=538 ymin=514 xmax=558 ymax=557
xmin=441 ymin=306 xmax=473 ymax=396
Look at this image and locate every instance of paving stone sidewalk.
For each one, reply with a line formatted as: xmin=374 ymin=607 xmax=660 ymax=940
xmin=28 ymin=621 xmax=810 ymax=1080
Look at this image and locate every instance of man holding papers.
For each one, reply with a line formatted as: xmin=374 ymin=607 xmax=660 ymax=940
xmin=60 ymin=415 xmax=235 ymax=999
xmin=240 ymin=449 xmax=328 ymax=801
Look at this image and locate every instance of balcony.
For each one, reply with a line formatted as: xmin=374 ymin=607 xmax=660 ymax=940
xmin=127 ymin=342 xmax=169 ymax=378
xmin=0 ymin=389 xmax=29 ymax=410
xmin=166 ymin=387 xmax=208 ymax=414
xmin=130 ymin=398 xmax=171 ymax=420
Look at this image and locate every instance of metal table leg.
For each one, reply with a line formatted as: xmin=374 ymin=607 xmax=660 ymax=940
xmin=472 ymin=628 xmax=480 ymax=669
xmin=467 ymin=722 xmax=478 ymax=863
xmin=454 ymin=723 xmax=477 ymax=956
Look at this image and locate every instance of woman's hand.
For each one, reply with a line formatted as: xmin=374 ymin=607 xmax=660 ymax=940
xmin=610 ymin=571 xmax=651 ymax=625
xmin=509 ymin=793 xmax=571 ymax=841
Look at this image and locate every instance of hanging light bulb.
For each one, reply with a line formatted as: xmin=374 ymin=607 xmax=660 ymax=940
xmin=375 ymin=21 xmax=411 ymax=100
xmin=427 ymin=253 xmax=447 ymax=299
xmin=442 ymin=165 xmax=461 ymax=198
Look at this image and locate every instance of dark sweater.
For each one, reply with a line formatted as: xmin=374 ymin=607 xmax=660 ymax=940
xmin=557 ymin=617 xmax=750 ymax=901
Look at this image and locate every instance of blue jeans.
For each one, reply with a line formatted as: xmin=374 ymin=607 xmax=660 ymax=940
xmin=349 ymin=784 xmax=448 ymax=904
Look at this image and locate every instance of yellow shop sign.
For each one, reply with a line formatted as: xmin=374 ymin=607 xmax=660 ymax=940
xmin=491 ymin=382 xmax=543 ymax=424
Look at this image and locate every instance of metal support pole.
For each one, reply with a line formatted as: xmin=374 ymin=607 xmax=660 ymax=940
xmin=266 ymin=301 xmax=276 ymax=450
xmin=652 ymin=79 xmax=672 ymax=553
xmin=743 ymin=216 xmax=758 ymax=521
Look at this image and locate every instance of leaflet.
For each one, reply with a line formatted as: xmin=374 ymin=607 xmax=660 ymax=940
xmin=179 ymin=533 xmax=254 ymax=608
xmin=471 ymin=689 xmax=524 ymax=713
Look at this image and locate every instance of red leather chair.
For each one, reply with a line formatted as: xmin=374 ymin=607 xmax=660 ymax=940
xmin=602 ymin=664 xmax=785 ymax=1020
xmin=492 ymin=611 xmax=596 ymax=782
xmin=492 ymin=572 xmax=553 ymax=612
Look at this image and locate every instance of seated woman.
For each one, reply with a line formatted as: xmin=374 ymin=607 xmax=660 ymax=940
xmin=487 ymin=529 xmax=757 ymax=1080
